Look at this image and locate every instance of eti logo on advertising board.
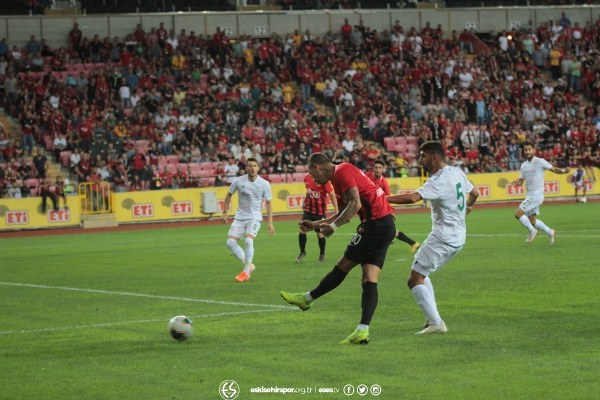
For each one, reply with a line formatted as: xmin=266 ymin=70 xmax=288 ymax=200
xmin=544 ymin=181 xmax=559 ymax=194
xmin=132 ymin=203 xmax=154 ymax=218
xmin=5 ymin=210 xmax=29 ymax=225
xmin=506 ymin=184 xmax=524 ymax=196
xmin=171 ymin=201 xmax=193 ymax=216
xmin=287 ymin=195 xmax=304 ymax=209
xmin=48 ymin=208 xmax=71 ymax=223
xmin=476 ymin=185 xmax=490 ymax=198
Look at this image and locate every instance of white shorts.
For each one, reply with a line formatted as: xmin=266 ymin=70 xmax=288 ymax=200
xmin=519 ymin=196 xmax=543 ymax=217
xmin=411 ymin=234 xmax=463 ymax=277
xmin=572 ymin=181 xmax=584 ymax=190
xmin=228 ymin=219 xmax=262 ymax=239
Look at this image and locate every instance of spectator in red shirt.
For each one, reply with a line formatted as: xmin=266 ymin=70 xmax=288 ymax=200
xmin=68 ymin=23 xmax=82 ymax=55
xmin=156 ymin=22 xmax=168 ymax=46
xmin=131 ymin=150 xmax=147 ymax=178
xmin=341 ymin=18 xmax=352 ymax=43
xmin=160 ymin=165 xmax=173 ymax=189
xmin=77 ymin=117 xmax=94 ymax=153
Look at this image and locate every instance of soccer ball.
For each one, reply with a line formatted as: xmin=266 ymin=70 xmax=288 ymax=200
xmin=168 ymin=315 xmax=193 ymax=341
xmin=580 ymin=197 xmax=587 ymax=204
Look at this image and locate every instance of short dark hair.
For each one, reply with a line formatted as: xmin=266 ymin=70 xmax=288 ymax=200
xmin=374 ymin=160 xmax=385 ymax=167
xmin=523 ymin=141 xmax=536 ymax=148
xmin=308 ymin=152 xmax=331 ymax=167
xmin=420 ymin=141 xmax=444 ymax=156
xmin=247 ymin=157 xmax=259 ymax=164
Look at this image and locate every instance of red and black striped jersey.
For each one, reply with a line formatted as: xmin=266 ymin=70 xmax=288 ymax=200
xmin=303 ymin=174 xmax=334 ymax=216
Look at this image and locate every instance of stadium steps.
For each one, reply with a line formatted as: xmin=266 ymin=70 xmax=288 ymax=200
xmin=81 ymin=214 xmax=119 ymax=229
xmin=46 ymin=163 xmax=64 ymax=181
xmin=0 ymin=109 xmax=65 ymax=182
xmin=0 ymin=112 xmax=16 ymax=139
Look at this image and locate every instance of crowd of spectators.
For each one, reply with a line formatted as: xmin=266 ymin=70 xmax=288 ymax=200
xmin=0 ymin=11 xmax=599 ymax=199
xmin=4 ymin=0 xmax=596 ymax=16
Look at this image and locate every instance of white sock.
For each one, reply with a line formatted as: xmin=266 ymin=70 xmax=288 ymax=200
xmin=305 ymin=292 xmax=313 ymax=302
xmin=243 ymin=238 xmax=254 ymax=274
xmin=534 ymin=219 xmax=552 ymax=235
xmin=227 ymin=238 xmax=245 ymax=264
xmin=357 ymin=324 xmax=369 ymax=331
xmin=411 ymin=284 xmax=442 ymax=326
xmin=424 ymin=276 xmax=436 ymax=305
xmin=518 ymin=215 xmax=536 ymax=232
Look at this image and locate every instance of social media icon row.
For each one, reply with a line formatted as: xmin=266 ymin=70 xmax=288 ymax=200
xmin=343 ymin=384 xmax=381 ymax=396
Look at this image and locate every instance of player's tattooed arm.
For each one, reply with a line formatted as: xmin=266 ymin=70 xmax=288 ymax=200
xmin=333 ymin=187 xmax=361 ymax=226
xmin=318 ymin=187 xmax=360 ymax=237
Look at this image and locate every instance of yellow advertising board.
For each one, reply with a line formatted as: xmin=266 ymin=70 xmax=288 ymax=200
xmin=1 ymin=168 xmax=597 ymax=231
xmin=0 ymin=195 xmax=81 ymax=230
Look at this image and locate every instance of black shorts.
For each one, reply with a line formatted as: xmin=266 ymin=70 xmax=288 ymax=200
xmin=344 ymin=214 xmax=396 ymax=268
xmin=302 ymin=211 xmax=326 ymax=222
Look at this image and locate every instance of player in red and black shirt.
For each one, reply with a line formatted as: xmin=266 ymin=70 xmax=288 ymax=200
xmin=296 ymin=174 xmax=338 ymax=264
xmin=281 ymin=153 xmax=396 ymax=345
xmin=366 ymin=160 xmax=420 ymax=253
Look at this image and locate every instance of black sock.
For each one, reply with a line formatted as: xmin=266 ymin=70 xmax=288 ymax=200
xmin=298 ymin=233 xmax=307 ymax=253
xmin=396 ymin=231 xmax=416 ymax=246
xmin=309 ymin=266 xmax=348 ymax=300
xmin=318 ymin=237 xmax=326 ymax=255
xmin=360 ymin=282 xmax=378 ymax=326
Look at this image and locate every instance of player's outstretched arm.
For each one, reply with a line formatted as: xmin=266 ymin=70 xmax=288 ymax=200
xmin=549 ymin=166 xmax=570 ymax=175
xmin=302 ymin=213 xmax=340 ymax=232
xmin=387 ymin=192 xmax=422 ymax=205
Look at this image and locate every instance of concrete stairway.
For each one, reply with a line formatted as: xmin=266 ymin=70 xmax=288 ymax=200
xmin=81 ymin=214 xmax=119 ymax=229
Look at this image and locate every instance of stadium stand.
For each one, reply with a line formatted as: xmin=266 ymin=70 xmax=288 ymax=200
xmin=0 ymin=7 xmax=598 ymax=198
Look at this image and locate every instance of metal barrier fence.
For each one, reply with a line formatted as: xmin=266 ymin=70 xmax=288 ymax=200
xmin=78 ymin=181 xmax=113 ymax=215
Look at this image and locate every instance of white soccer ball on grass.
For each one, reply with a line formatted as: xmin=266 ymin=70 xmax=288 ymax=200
xmin=168 ymin=315 xmax=193 ymax=341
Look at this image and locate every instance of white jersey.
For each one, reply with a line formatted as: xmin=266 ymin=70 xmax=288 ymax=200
xmin=228 ymin=175 xmax=272 ymax=221
xmin=519 ymin=156 xmax=552 ymax=198
xmin=417 ymin=166 xmax=474 ymax=248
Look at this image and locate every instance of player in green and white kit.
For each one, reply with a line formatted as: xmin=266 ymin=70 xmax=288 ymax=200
xmin=222 ymin=158 xmax=275 ymax=282
xmin=512 ymin=142 xmax=570 ymax=244
xmin=388 ymin=141 xmax=479 ymax=334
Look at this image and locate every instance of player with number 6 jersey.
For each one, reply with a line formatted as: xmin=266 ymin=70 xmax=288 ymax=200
xmin=387 ymin=141 xmax=479 ymax=335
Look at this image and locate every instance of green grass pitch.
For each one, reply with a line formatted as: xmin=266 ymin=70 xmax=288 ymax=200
xmin=1 ymin=202 xmax=599 ymax=400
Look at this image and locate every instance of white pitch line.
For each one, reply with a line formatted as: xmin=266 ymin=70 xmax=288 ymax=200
xmin=0 ymin=282 xmax=291 ymax=309
xmin=0 ymin=309 xmax=284 ymax=336
xmin=468 ymin=233 xmax=600 ymax=238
